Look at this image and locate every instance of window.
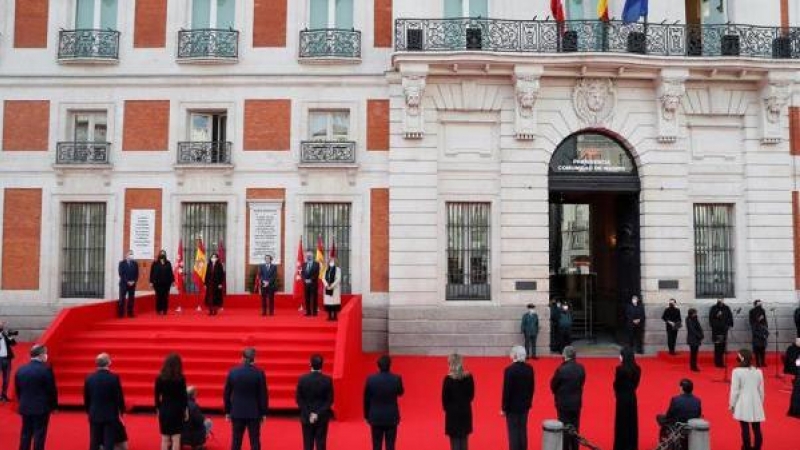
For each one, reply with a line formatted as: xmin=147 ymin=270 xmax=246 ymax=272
xmin=192 ymin=0 xmax=235 ymax=28
xmin=61 ymin=203 xmax=106 ymax=298
xmin=76 ymin=0 xmax=117 ymax=29
xmin=309 ymin=0 xmax=353 ymax=29
xmin=444 ymin=0 xmax=488 ymax=17
xmin=694 ymin=204 xmax=735 ymax=298
xmin=181 ymin=203 xmax=227 ymax=293
xmin=308 ymin=110 xmax=349 ymax=141
xmin=189 ymin=112 xmax=227 ymax=143
xmin=446 ymin=202 xmax=490 ymax=300
xmin=304 ymin=203 xmax=352 ymax=294
xmin=71 ymin=112 xmax=107 ymax=142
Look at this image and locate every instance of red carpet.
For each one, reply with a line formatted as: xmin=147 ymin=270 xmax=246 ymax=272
xmin=2 ymin=350 xmax=797 ymax=450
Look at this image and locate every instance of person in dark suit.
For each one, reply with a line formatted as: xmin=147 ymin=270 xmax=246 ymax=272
xmin=442 ymin=353 xmax=474 ymax=450
xmin=549 ymin=299 xmax=561 ymax=353
xmin=302 ymin=252 xmax=321 ymax=316
xmin=686 ymin=308 xmax=704 ymax=372
xmin=15 ymin=344 xmax=58 ymax=450
xmin=661 ymin=299 xmax=682 ymax=355
xmin=784 ymin=338 xmax=800 ymax=377
xmin=224 ymin=347 xmax=269 ymax=450
xmin=364 ymin=355 xmax=404 ymax=450
xmin=84 ymin=353 xmax=125 ymax=450
xmin=709 ymin=298 xmax=734 ymax=368
xmin=149 ymin=250 xmax=175 ymax=315
xmin=155 ymin=353 xmax=188 ymax=450
xmin=502 ymin=346 xmax=534 ymax=450
xmin=550 ymin=346 xmax=586 ymax=450
xmin=0 ymin=320 xmax=18 ymax=402
xmin=748 ymin=300 xmax=769 ymax=368
xmin=295 ymin=354 xmax=334 ymax=450
xmin=794 ymin=304 xmax=800 ymax=338
xmin=613 ymin=348 xmax=641 ymax=450
xmin=204 ymin=253 xmax=225 ymax=316
xmin=521 ymin=304 xmax=539 ymax=360
xmin=258 ymin=255 xmax=279 ymax=316
xmin=118 ymin=250 xmax=139 ymax=318
xmin=658 ymin=379 xmax=701 ymax=450
xmin=182 ymin=386 xmax=212 ymax=450
xmin=625 ymin=295 xmax=645 ymax=354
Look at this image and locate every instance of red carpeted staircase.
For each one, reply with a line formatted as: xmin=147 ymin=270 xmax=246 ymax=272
xmin=40 ymin=294 xmax=362 ymax=416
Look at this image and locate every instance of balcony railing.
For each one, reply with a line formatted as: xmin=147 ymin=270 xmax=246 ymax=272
xmin=176 ymin=141 xmax=232 ymax=165
xmin=300 ymin=141 xmax=356 ymax=164
xmin=395 ymin=18 xmax=800 ymax=59
xmin=299 ymin=29 xmax=362 ymax=60
xmin=177 ymin=29 xmax=239 ymax=61
xmin=58 ymin=29 xmax=120 ymax=61
xmin=56 ymin=142 xmax=111 ymax=164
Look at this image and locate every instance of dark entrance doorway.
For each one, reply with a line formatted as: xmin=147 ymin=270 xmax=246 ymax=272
xmin=548 ymin=132 xmax=641 ymax=344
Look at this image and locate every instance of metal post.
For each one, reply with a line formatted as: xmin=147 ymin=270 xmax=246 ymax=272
xmin=687 ymin=418 xmax=710 ymax=450
xmin=542 ymin=420 xmax=564 ymax=450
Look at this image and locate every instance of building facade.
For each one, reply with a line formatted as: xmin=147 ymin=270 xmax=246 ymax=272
xmin=1 ymin=0 xmax=799 ymax=354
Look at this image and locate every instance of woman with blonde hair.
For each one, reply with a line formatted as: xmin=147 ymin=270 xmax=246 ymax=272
xmin=441 ymin=353 xmax=475 ymax=450
xmin=729 ymin=348 xmax=765 ymax=450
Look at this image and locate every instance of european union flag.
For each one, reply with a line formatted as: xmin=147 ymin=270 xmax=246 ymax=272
xmin=622 ymin=0 xmax=649 ymax=24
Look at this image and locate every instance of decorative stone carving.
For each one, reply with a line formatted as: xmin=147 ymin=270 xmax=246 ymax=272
xmin=572 ymin=78 xmax=616 ymax=126
xmin=760 ymin=72 xmax=793 ymax=144
xmin=400 ymin=64 xmax=428 ymax=139
xmin=656 ymin=69 xmax=688 ymax=144
xmin=513 ymin=65 xmax=543 ymax=140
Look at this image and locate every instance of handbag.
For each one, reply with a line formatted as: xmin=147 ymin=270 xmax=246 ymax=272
xmin=325 ymin=288 xmax=334 ymax=296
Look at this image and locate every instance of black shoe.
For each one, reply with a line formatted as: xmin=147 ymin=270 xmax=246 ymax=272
xmin=691 ymin=367 xmax=700 ymax=372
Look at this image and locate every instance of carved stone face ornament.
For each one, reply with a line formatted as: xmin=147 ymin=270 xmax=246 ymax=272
xmin=573 ymin=78 xmax=616 ymax=126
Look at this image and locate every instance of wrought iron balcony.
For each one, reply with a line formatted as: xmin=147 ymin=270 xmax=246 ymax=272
xmin=176 ymin=141 xmax=232 ymax=165
xmin=300 ymin=141 xmax=356 ymax=164
xmin=177 ymin=29 xmax=239 ymax=62
xmin=56 ymin=142 xmax=111 ymax=164
xmin=395 ymin=18 xmax=800 ymax=59
xmin=299 ymin=29 xmax=362 ymax=61
xmin=58 ymin=29 xmax=120 ymax=62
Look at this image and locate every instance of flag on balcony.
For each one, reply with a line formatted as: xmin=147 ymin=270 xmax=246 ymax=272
xmin=293 ymin=238 xmax=306 ymax=311
xmin=316 ymin=235 xmax=326 ymax=301
xmin=329 ymin=238 xmax=337 ymax=259
xmin=597 ymin=0 xmax=610 ymax=21
xmin=192 ymin=238 xmax=207 ymax=296
xmin=174 ymin=239 xmax=185 ymax=294
xmin=550 ymin=0 xmax=565 ymax=23
xmin=622 ymin=0 xmax=648 ymax=24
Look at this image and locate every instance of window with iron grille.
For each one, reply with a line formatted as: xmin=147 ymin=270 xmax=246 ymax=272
xmin=446 ymin=202 xmax=490 ymax=300
xmin=61 ymin=203 xmax=106 ymax=298
xmin=181 ymin=203 xmax=227 ymax=293
xmin=694 ymin=204 xmax=735 ymax=298
xmin=304 ymin=203 xmax=351 ymax=294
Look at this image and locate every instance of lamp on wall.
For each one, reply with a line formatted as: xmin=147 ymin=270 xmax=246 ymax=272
xmin=608 ymin=233 xmax=617 ymax=249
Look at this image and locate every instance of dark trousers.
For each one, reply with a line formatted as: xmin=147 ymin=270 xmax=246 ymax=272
xmin=370 ymin=425 xmax=397 ymax=450
xmin=524 ymin=334 xmax=537 ymax=359
xmin=231 ymin=419 xmax=261 ymax=450
xmin=19 ymin=413 xmax=50 ymax=450
xmin=713 ymin=333 xmax=727 ymax=367
xmin=301 ymin=420 xmax=329 ymax=450
xmin=261 ymin=289 xmax=275 ymax=316
xmin=557 ymin=408 xmax=580 ymax=450
xmin=557 ymin=327 xmax=571 ymax=352
xmin=549 ymin=321 xmax=558 ymax=352
xmin=117 ymin=284 xmax=135 ymax=317
xmin=666 ymin=328 xmax=678 ymax=354
xmin=739 ymin=421 xmax=762 ymax=450
xmin=154 ymin=286 xmax=170 ymax=314
xmin=0 ymin=357 xmax=10 ymax=399
xmin=689 ymin=345 xmax=700 ymax=370
xmin=88 ymin=421 xmax=116 ymax=450
xmin=753 ymin=345 xmax=766 ymax=368
xmin=628 ymin=325 xmax=644 ymax=353
xmin=449 ymin=436 xmax=468 ymax=450
xmin=505 ymin=412 xmax=528 ymax=450
xmin=304 ymin=283 xmax=318 ymax=316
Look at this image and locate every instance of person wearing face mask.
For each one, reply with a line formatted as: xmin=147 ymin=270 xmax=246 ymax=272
xmin=258 ymin=255 xmax=278 ymax=316
xmin=0 ymin=320 xmax=18 ymax=402
xmin=302 ymin=251 xmax=321 ymax=317
xmin=661 ymin=299 xmax=682 ymax=355
xmin=557 ymin=303 xmax=573 ymax=353
xmin=613 ymin=348 xmax=641 ymax=450
xmin=118 ymin=250 xmax=139 ymax=318
xmin=204 ymin=253 xmax=226 ymax=316
xmin=15 ymin=345 xmax=58 ymax=450
xmin=686 ymin=308 xmax=704 ymax=372
xmin=748 ymin=300 xmax=769 ymax=368
xmin=729 ymin=348 xmax=765 ymax=450
xmin=550 ymin=346 xmax=585 ymax=450
xmin=521 ymin=304 xmax=539 ymax=360
xmin=625 ymin=295 xmax=646 ymax=354
xmin=709 ymin=298 xmax=734 ymax=368
xmin=150 ymin=250 xmax=175 ymax=316
xmin=322 ymin=257 xmax=342 ymax=321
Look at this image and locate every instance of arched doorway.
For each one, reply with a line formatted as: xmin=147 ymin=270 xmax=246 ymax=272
xmin=548 ymin=131 xmax=641 ymax=345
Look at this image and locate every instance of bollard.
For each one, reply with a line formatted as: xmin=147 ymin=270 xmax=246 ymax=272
xmin=542 ymin=419 xmax=564 ymax=450
xmin=687 ymin=418 xmax=710 ymax=450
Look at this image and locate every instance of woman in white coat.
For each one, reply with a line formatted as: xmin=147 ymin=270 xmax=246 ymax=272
xmin=322 ymin=257 xmax=342 ymax=321
xmin=729 ymin=348 xmax=765 ymax=450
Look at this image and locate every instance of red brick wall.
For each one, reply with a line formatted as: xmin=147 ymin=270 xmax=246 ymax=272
xmin=122 ymin=101 xmax=170 ymax=151
xmin=367 ymin=99 xmax=390 ymax=151
xmin=2 ymin=100 xmax=50 ymax=151
xmin=374 ymin=0 xmax=393 ymax=48
xmin=134 ymin=0 xmax=167 ymax=48
xmin=244 ymin=100 xmax=291 ymax=151
xmin=246 ymin=189 xmax=286 ymax=290
xmin=123 ymin=189 xmax=163 ymax=290
xmin=2 ymin=189 xmax=42 ymax=290
xmin=253 ymin=0 xmax=287 ymax=47
xmin=14 ymin=0 xmax=48 ymax=48
xmin=370 ymin=188 xmax=389 ymax=292
xmin=794 ymin=192 xmax=800 ymax=290
xmin=791 ymin=107 xmax=800 ymax=156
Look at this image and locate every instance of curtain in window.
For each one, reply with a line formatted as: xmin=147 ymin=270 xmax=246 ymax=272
xmin=217 ymin=0 xmax=235 ymax=28
xmin=76 ymin=0 xmax=95 ymax=28
xmin=331 ymin=112 xmax=349 ymax=140
xmin=310 ymin=0 xmax=329 ymax=29
xmin=192 ymin=0 xmax=212 ymax=28
xmin=701 ymin=0 xmax=727 ymax=24
xmin=335 ymin=0 xmax=353 ymax=28
xmin=565 ymin=0 xmax=586 ymax=20
xmin=469 ymin=0 xmax=488 ymax=18
xmin=444 ymin=0 xmax=462 ymax=18
xmin=100 ymin=0 xmax=118 ymax=29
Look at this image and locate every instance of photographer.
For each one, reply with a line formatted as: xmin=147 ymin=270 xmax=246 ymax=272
xmin=0 ymin=320 xmax=18 ymax=402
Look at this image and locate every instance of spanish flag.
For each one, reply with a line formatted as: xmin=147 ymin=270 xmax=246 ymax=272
xmin=192 ymin=238 xmax=207 ymax=292
xmin=597 ymin=0 xmax=609 ymax=21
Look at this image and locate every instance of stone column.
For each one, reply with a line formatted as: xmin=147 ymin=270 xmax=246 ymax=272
xmin=687 ymin=418 xmax=710 ymax=450
xmin=542 ymin=420 xmax=564 ymax=450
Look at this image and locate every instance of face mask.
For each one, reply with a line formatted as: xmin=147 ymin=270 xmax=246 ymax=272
xmin=329 ymin=261 xmax=335 ymax=267
xmin=619 ymin=355 xmax=623 ymax=362
xmin=211 ymin=258 xmax=218 ymax=263
xmin=127 ymin=254 xmax=134 ymax=261
xmin=306 ymin=257 xmax=312 ymax=262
